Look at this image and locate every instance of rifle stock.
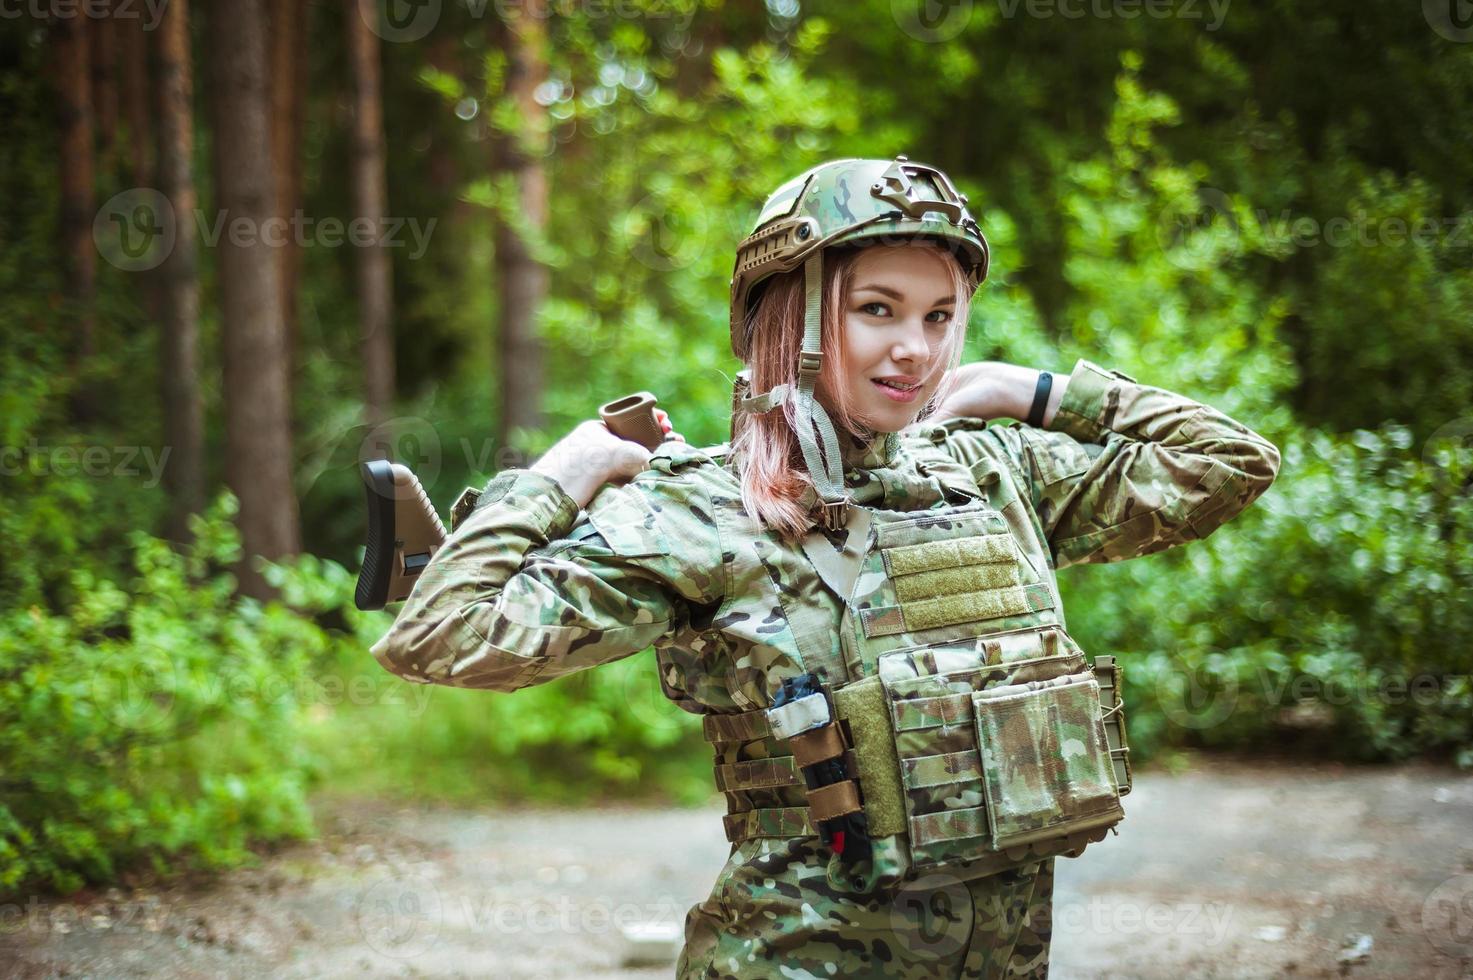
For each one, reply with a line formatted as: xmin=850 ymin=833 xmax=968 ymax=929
xmin=355 ymin=392 xmax=664 ymax=610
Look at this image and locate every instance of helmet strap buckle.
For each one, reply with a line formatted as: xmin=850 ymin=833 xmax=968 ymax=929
xmin=798 ymin=348 xmax=824 ymax=378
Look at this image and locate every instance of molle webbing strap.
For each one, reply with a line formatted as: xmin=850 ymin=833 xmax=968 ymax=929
xmin=713 ymin=756 xmax=802 ymax=793
xmin=789 ymin=723 xmax=846 ymax=768
xmin=713 ymin=748 xmax=865 ymax=797
xmin=723 ymin=807 xmax=815 ymax=843
xmin=702 ymin=708 xmax=771 ymax=744
xmin=807 ymin=780 xmax=862 ymax=822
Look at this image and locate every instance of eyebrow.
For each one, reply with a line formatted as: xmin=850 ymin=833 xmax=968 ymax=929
xmin=854 ymin=284 xmax=955 ymax=306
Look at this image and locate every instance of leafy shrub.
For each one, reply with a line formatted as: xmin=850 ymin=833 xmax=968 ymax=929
xmin=1061 ymin=424 xmax=1473 ymax=768
xmin=0 ymin=496 xmax=323 ymax=897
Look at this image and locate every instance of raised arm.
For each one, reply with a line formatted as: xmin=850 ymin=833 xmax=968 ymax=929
xmin=938 ymin=358 xmax=1281 ymax=568
xmin=370 ymin=444 xmax=724 ymax=692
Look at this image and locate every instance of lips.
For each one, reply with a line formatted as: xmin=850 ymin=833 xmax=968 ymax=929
xmin=871 ymin=378 xmax=922 ymax=402
xmin=872 ymin=377 xmax=920 ymax=392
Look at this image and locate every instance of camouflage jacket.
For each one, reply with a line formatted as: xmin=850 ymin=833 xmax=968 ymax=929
xmin=370 ymin=359 xmax=1280 ymax=712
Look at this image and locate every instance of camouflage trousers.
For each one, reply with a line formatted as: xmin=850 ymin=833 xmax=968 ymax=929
xmin=677 ymin=837 xmax=1053 ymax=979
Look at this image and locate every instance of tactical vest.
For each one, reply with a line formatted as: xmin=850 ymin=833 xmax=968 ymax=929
xmin=698 ymin=439 xmax=1133 ymax=891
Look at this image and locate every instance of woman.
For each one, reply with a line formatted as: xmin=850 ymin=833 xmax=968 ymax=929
xmin=371 ymin=156 xmax=1281 ymax=977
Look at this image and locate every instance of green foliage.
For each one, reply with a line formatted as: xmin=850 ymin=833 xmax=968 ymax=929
xmin=3 ymin=0 xmax=1471 ymax=900
xmin=0 ymin=497 xmax=318 ymax=898
xmin=1061 ymin=425 xmax=1473 ymax=767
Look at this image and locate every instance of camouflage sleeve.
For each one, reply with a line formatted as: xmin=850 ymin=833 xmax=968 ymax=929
xmin=944 ymin=358 xmax=1281 ymax=568
xmin=368 ymin=467 xmax=724 ymax=691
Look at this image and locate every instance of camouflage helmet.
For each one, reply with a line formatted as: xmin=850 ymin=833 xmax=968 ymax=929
xmin=727 ymin=156 xmax=990 ymax=531
xmin=729 ymin=155 xmax=990 ymax=360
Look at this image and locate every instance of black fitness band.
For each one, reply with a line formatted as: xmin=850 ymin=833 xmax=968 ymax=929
xmin=1026 ymin=371 xmax=1053 ymax=427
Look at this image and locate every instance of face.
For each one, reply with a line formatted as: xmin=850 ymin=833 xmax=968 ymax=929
xmin=834 ymin=244 xmax=957 ymax=433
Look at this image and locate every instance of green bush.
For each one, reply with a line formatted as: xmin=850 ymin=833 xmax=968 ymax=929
xmin=0 ymin=496 xmax=323 ymax=897
xmin=1062 ymin=424 xmax=1473 ymax=768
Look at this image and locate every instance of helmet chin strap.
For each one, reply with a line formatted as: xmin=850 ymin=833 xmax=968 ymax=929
xmin=729 ymin=253 xmax=854 ymax=530
xmin=789 ymin=252 xmax=851 ymax=529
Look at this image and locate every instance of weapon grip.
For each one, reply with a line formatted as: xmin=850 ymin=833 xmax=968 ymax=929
xmin=598 ymin=391 xmax=664 ymax=451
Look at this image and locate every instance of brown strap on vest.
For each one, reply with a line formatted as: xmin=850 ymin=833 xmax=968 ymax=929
xmin=789 ymin=723 xmax=846 ymax=768
xmin=806 ymin=780 xmax=862 ymax=822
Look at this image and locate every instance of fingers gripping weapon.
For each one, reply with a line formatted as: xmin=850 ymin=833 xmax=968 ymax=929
xmin=353 ymin=392 xmax=666 ymax=611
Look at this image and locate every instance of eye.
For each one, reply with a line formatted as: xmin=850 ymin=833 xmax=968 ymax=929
xmin=858 ymin=302 xmax=890 ymax=317
xmin=925 ymin=310 xmax=952 ymax=323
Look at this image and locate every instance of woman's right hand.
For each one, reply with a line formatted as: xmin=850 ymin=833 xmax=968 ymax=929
xmin=529 ymin=409 xmax=682 ymax=509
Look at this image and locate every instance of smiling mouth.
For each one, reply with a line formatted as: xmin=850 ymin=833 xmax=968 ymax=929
xmin=873 ymin=379 xmax=920 ymax=392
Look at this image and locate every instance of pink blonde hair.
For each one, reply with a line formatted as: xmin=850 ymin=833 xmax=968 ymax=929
xmin=729 ymin=241 xmax=975 ymax=540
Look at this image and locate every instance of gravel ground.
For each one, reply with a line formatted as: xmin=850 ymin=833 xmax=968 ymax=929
xmin=5 ymin=755 xmax=1473 ymax=979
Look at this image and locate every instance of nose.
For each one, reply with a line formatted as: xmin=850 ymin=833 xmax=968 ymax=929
xmin=890 ymin=317 xmax=933 ymax=368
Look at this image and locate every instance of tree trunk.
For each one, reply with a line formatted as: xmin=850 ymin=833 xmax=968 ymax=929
xmin=270 ymin=0 xmax=306 ymax=418
xmin=91 ymin=0 xmax=118 ymax=166
xmin=208 ymin=0 xmax=301 ymax=599
xmin=347 ymin=0 xmax=395 ymax=431
xmin=119 ymin=5 xmax=152 ymax=187
xmin=51 ymin=10 xmax=97 ymax=418
xmin=155 ymin=0 xmax=205 ymax=544
xmin=491 ymin=1 xmax=550 ymax=459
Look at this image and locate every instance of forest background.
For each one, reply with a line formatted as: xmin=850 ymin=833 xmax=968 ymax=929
xmin=1 ymin=0 xmax=1471 ymax=897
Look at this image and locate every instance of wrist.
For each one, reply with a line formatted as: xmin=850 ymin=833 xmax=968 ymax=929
xmin=1003 ymin=365 xmax=1069 ymax=426
xmin=529 ymin=457 xmax=600 ymax=509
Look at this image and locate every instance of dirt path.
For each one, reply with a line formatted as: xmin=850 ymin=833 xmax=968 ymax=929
xmin=5 ymin=756 xmax=1473 ymax=979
